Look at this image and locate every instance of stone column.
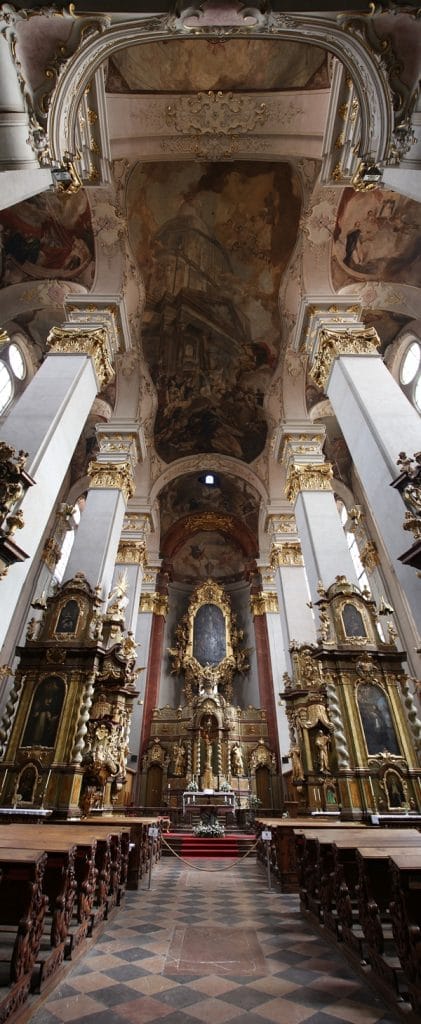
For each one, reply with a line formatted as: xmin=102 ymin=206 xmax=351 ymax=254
xmin=63 ymin=426 xmax=141 ymax=600
xmin=267 ymin=510 xmax=317 ymax=651
xmin=0 ymin=324 xmax=114 ymax=652
xmin=280 ymin=427 xmax=358 ymax=620
xmin=308 ymin=315 xmax=421 ymax=633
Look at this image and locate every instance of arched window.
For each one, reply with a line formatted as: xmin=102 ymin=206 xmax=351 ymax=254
xmin=337 ymin=500 xmax=370 ymax=593
xmin=399 ymin=336 xmax=421 ymax=414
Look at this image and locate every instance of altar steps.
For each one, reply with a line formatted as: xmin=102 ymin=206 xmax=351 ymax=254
xmin=162 ymin=832 xmax=256 ymax=859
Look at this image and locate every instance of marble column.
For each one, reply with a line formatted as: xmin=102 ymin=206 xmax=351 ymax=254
xmin=0 ymin=324 xmax=114 ymax=652
xmin=308 ymin=315 xmax=421 ymax=634
xmin=139 ymin=572 xmax=169 ymax=760
xmin=250 ymin=586 xmax=279 ymax=759
xmin=279 ymin=427 xmax=358 ymax=622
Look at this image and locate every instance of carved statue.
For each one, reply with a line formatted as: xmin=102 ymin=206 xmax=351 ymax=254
xmin=172 ymin=740 xmax=186 ymax=776
xmin=107 ymin=571 xmax=129 ymax=617
xmin=231 ymin=742 xmax=244 ymax=776
xmin=290 ymin=744 xmax=303 ymax=781
xmin=315 ymin=730 xmax=331 ymax=773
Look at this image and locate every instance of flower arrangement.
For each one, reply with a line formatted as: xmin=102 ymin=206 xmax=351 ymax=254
xmin=248 ymin=794 xmax=262 ymax=809
xmin=186 ymin=780 xmax=198 ymax=792
xmin=220 ymin=780 xmax=231 ymax=792
xmin=193 ymin=821 xmax=225 ymax=838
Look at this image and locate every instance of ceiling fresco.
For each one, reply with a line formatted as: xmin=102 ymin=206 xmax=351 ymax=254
xmin=0 ymin=191 xmax=95 ymax=288
xmin=332 ymin=187 xmax=421 ymax=290
xmin=171 ymin=530 xmax=246 ymax=584
xmin=159 ymin=471 xmax=261 ymax=540
xmin=107 ymin=38 xmax=329 ymax=93
xmin=128 ymin=160 xmax=301 ymax=463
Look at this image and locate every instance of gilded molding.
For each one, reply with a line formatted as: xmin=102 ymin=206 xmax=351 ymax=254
xmin=139 ymin=593 xmax=155 ymax=613
xmin=139 ymin=592 xmax=168 ymax=616
xmin=47 ymin=326 xmax=115 ymax=390
xmin=116 ymin=541 xmax=147 ymax=566
xmin=152 ymin=594 xmax=169 ymax=617
xmin=267 ymin=513 xmax=296 ymax=535
xmin=271 ymin=541 xmax=304 ymax=568
xmin=360 ymin=540 xmax=379 ymax=574
xmin=285 ymin=462 xmax=333 ymax=504
xmin=310 ymin=326 xmax=380 ymax=391
xmin=183 ymin=512 xmax=233 ymax=533
xmin=87 ymin=460 xmax=135 ymax=502
xmin=250 ymin=591 xmax=279 ymax=616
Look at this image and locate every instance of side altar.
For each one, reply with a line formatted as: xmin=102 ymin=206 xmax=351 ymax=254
xmin=139 ymin=579 xmax=280 ymax=810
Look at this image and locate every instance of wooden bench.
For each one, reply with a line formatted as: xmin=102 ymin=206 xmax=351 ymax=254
xmin=0 ymin=849 xmax=48 ymax=1023
xmin=293 ymin=826 xmax=421 ymax=1019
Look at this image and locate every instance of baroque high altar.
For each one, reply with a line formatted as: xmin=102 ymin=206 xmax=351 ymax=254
xmin=139 ymin=580 xmax=279 ymax=809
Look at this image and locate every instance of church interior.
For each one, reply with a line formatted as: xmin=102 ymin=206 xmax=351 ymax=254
xmin=0 ymin=0 xmax=420 ymax=1021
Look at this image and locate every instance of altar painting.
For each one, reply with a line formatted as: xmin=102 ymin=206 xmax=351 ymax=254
xmin=357 ymin=683 xmax=400 ymax=757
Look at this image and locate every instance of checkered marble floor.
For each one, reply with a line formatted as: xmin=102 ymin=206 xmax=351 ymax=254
xmin=28 ymin=858 xmax=401 ymax=1024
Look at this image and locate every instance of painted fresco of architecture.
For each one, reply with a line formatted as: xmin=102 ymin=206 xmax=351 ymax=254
xmin=0 ymin=0 xmax=420 ymax=822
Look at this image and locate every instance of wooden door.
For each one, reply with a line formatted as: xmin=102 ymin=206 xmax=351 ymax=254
xmin=145 ymin=765 xmax=163 ymax=808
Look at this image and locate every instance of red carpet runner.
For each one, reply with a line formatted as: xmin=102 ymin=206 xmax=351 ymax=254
xmin=165 ymin=833 xmax=254 ymax=858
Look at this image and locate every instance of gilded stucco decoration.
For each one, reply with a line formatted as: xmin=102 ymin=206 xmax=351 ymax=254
xmin=87 ymin=460 xmax=135 ymax=503
xmin=47 ymin=326 xmax=115 ymax=390
xmin=309 ymin=326 xmax=381 ymax=391
xmin=116 ymin=541 xmax=147 ymax=566
xmin=270 ymin=541 xmax=303 ymax=567
xmin=285 ymin=462 xmax=333 ymax=504
xmin=166 ymin=91 xmax=268 ymax=135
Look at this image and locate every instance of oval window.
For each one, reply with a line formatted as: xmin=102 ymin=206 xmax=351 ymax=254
xmin=400 ymin=341 xmax=420 ymax=385
xmin=9 ymin=342 xmax=26 ymax=380
xmin=0 ymin=362 xmax=13 ymax=413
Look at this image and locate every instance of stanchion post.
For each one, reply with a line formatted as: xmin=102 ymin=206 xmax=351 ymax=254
xmin=148 ymin=825 xmax=159 ymax=889
xmin=261 ymin=828 xmax=272 ymax=891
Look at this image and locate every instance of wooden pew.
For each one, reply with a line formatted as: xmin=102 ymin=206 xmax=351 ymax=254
xmin=0 ymin=849 xmax=48 ymax=1023
xmin=1 ymin=826 xmax=99 ymax=957
xmin=293 ymin=826 xmax=421 ymax=1019
xmin=0 ymin=834 xmax=76 ymax=994
xmin=73 ymin=816 xmax=160 ymax=890
xmin=388 ymin=850 xmax=421 ymax=1016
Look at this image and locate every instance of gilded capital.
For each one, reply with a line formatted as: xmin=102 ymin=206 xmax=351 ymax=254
xmin=116 ymin=540 xmax=147 ymax=566
xmin=88 ymin=459 xmax=135 ymax=503
xmin=286 ymin=462 xmax=333 ymax=504
xmin=250 ymin=591 xmax=279 ymax=616
xmin=310 ymin=326 xmax=380 ymax=391
xmin=47 ymin=326 xmax=115 ymax=390
xmin=271 ymin=541 xmax=304 ymax=568
xmin=138 ymin=592 xmax=168 ymax=616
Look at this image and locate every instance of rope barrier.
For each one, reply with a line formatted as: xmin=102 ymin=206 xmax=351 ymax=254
xmin=160 ymin=834 xmax=260 ymax=871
